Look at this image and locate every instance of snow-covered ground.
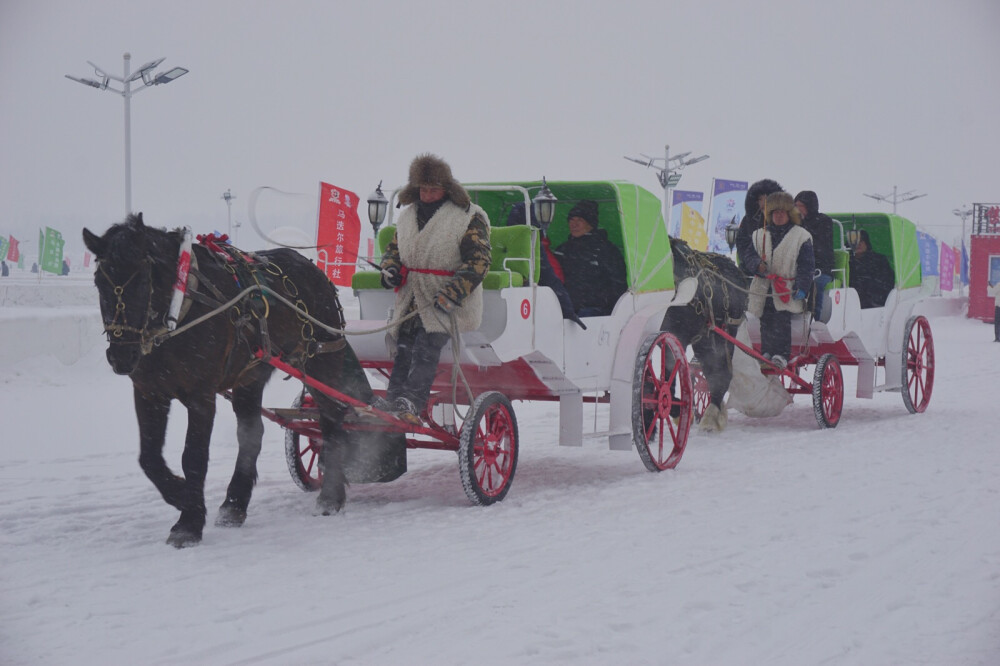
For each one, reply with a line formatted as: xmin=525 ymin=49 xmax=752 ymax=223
xmin=1 ymin=286 xmax=998 ymax=665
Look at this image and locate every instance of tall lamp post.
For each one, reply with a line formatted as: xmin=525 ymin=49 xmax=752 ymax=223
xmin=222 ymin=189 xmax=237 ymax=239
xmin=66 ymin=53 xmax=189 ymax=216
xmin=953 ymin=205 xmax=972 ymax=297
xmin=625 ymin=144 xmax=709 ymax=239
xmin=863 ymin=185 xmax=926 ymax=214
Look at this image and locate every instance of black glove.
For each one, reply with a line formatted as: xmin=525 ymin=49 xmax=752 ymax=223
xmin=381 ymin=266 xmax=402 ymax=289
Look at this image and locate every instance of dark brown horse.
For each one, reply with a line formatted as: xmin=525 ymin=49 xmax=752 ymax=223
xmin=660 ymin=237 xmax=750 ymax=431
xmin=83 ymin=214 xmax=397 ymax=547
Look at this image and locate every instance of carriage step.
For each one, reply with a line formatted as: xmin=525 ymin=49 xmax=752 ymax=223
xmin=270 ymin=407 xmax=318 ymax=420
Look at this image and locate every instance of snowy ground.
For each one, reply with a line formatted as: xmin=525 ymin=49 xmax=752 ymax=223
xmin=1 ymin=289 xmax=998 ymax=665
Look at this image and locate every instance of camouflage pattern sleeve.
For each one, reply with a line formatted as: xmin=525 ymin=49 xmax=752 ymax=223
xmin=438 ymin=213 xmax=491 ymax=306
xmin=379 ymin=231 xmax=403 ymax=289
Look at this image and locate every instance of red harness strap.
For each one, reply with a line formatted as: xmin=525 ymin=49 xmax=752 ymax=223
xmin=396 ymin=265 xmax=455 ymax=291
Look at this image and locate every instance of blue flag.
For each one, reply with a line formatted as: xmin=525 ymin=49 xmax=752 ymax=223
xmin=917 ymin=231 xmax=938 ymax=277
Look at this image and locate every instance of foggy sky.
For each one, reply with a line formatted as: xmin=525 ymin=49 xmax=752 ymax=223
xmin=2 ymin=0 xmax=998 ymax=257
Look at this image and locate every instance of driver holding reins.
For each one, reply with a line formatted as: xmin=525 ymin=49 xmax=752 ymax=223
xmin=374 ymin=154 xmax=492 ymax=424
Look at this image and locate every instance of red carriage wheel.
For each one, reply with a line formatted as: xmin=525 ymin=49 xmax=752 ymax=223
xmin=632 ymin=332 xmax=692 ymax=472
xmin=812 ymin=353 xmax=844 ymax=429
xmin=901 ymin=315 xmax=934 ymax=414
xmin=459 ymin=392 xmax=519 ymax=505
xmin=690 ymin=363 xmax=710 ymax=422
xmin=284 ymin=391 xmax=323 ymax=492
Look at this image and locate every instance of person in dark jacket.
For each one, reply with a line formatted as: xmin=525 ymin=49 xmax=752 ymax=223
xmin=506 ymin=203 xmax=586 ymax=329
xmin=794 ymin=190 xmax=835 ymax=319
xmin=850 ymin=229 xmax=895 ymax=309
xmin=736 ymin=179 xmax=784 ymax=277
xmin=552 ymin=200 xmax=628 ymax=317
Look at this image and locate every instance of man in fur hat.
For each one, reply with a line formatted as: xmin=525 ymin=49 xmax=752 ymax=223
xmin=746 ymin=191 xmax=815 ymax=368
xmin=552 ymin=199 xmax=628 ymax=317
xmin=736 ymin=179 xmax=785 ymax=277
xmin=377 ymin=154 xmax=492 ymax=424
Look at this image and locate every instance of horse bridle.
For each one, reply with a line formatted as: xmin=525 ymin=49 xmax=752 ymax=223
xmin=97 ymin=258 xmax=165 ymax=354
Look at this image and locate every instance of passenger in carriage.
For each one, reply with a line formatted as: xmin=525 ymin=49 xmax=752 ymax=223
xmin=794 ymin=190 xmax=835 ymax=319
xmin=745 ymin=191 xmax=815 ymax=369
xmin=849 ymin=229 xmax=895 ymax=309
xmin=736 ymin=178 xmax=785 ymax=277
xmin=375 ymin=154 xmax=492 ymax=425
xmin=552 ymin=199 xmax=628 ymax=317
xmin=506 ymin=203 xmax=586 ymax=329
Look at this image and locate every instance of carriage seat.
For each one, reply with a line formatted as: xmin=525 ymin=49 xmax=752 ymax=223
xmin=351 ymin=224 xmax=540 ymax=291
xmin=829 ymin=249 xmax=850 ymax=289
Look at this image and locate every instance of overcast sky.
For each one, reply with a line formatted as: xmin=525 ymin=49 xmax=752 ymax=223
xmin=2 ymin=0 xmax=998 ymax=257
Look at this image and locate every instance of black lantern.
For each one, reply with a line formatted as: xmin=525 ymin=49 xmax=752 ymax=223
xmin=532 ymin=177 xmax=557 ymax=231
xmin=367 ymin=181 xmax=389 ymax=234
xmin=725 ymin=217 xmax=740 ymax=251
xmin=845 ymin=228 xmax=862 ymax=250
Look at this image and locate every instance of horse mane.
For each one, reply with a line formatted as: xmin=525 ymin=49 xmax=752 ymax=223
xmin=100 ymin=214 xmax=183 ymax=271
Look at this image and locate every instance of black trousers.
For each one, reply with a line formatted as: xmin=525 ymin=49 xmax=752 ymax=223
xmin=994 ymin=306 xmax=1000 ymax=341
xmin=386 ymin=323 xmax=450 ymax=409
xmin=760 ymin=298 xmax=792 ymax=358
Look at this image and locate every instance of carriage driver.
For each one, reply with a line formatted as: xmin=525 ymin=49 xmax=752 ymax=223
xmin=745 ymin=191 xmax=815 ymax=369
xmin=374 ymin=154 xmax=492 ymax=425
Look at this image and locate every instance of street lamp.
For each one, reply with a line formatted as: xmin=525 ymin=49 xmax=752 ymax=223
xmin=222 ymin=189 xmax=236 ymax=238
xmin=625 ymin=144 xmax=709 ymax=239
xmin=862 ymin=185 xmax=926 ymax=215
xmin=66 ymin=53 xmax=189 ymax=217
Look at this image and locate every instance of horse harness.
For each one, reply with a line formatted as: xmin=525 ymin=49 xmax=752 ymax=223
xmin=678 ymin=245 xmax=745 ymax=347
xmin=98 ymin=234 xmax=345 ymax=374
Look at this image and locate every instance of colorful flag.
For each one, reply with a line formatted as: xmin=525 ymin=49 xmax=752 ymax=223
xmin=0 ymin=237 xmax=8 ymax=262
xmin=679 ymin=204 xmax=709 ymax=251
xmin=916 ymin=231 xmax=938 ymax=277
xmin=84 ymin=251 xmax=92 ymax=268
xmin=939 ymin=242 xmax=954 ymax=291
xmin=960 ymin=240 xmax=969 ymax=285
xmin=7 ymin=236 xmax=19 ymax=262
xmin=953 ymin=246 xmax=961 ymax=277
xmin=39 ymin=226 xmax=65 ymax=275
xmin=315 ymin=182 xmax=361 ymax=287
xmin=669 ymin=190 xmax=703 ymax=238
xmin=705 ymin=179 xmax=748 ymax=253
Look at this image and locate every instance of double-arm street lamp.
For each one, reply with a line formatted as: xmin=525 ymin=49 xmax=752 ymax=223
xmin=66 ymin=53 xmax=189 ymax=216
xmin=625 ymin=144 xmax=709 ymax=239
xmin=863 ymin=185 xmax=926 ymax=215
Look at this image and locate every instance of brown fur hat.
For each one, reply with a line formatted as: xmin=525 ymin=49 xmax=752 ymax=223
xmin=765 ymin=191 xmax=801 ymax=225
xmin=397 ymin=153 xmax=471 ymax=209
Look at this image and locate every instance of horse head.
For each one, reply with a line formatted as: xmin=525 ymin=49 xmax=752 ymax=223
xmin=83 ymin=213 xmax=179 ymax=375
xmin=668 ymin=236 xmax=699 ymax=281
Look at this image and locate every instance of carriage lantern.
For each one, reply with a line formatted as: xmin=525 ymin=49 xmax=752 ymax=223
xmin=367 ymin=181 xmax=389 ymax=233
xmin=725 ymin=217 xmax=740 ymax=251
xmin=532 ymin=177 xmax=558 ymax=231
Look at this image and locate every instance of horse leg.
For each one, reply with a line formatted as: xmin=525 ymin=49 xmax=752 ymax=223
xmin=135 ymin=389 xmax=187 ymax=509
xmin=316 ymin=414 xmax=349 ymax=516
xmin=165 ymin=394 xmax=216 ymax=548
xmin=692 ymin=336 xmax=732 ymax=433
xmin=217 ymin=377 xmax=268 ymax=527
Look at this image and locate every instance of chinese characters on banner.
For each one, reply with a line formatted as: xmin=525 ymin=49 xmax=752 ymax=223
xmin=316 ymin=182 xmax=361 ymax=287
xmin=7 ymin=236 xmax=19 ymax=262
xmin=939 ymin=242 xmax=954 ymax=291
xmin=38 ymin=227 xmax=65 ymax=275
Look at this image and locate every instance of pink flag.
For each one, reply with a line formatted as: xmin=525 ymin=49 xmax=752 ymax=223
xmin=939 ymin=242 xmax=954 ymax=291
xmin=7 ymin=236 xmax=18 ymax=262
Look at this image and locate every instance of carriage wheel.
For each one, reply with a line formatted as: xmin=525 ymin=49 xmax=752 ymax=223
xmin=690 ymin=363 xmax=711 ymax=423
xmin=812 ymin=353 xmax=844 ymax=429
xmin=284 ymin=391 xmax=323 ymax=492
xmin=458 ymin=392 xmax=518 ymax=505
xmin=632 ymin=332 xmax=692 ymax=472
xmin=901 ymin=315 xmax=934 ymax=414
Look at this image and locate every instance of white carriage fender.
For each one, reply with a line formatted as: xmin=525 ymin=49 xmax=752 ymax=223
xmin=607 ymin=301 xmax=674 ymax=451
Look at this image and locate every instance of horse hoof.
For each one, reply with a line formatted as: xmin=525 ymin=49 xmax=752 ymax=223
xmin=215 ymin=504 xmax=247 ymax=528
xmin=699 ymin=404 xmax=728 ymax=433
xmin=165 ymin=528 xmax=202 ymax=548
xmin=315 ymin=495 xmax=345 ymax=516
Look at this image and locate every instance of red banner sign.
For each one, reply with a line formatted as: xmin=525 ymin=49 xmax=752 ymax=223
xmin=316 ymin=182 xmax=362 ymax=287
xmin=7 ymin=236 xmax=19 ymax=262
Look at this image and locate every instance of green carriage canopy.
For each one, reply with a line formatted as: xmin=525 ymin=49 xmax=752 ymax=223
xmin=469 ymin=180 xmax=674 ymax=293
xmin=829 ymin=212 xmax=922 ymax=290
